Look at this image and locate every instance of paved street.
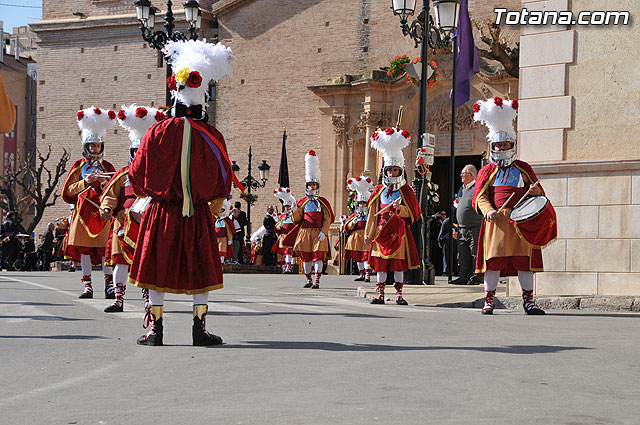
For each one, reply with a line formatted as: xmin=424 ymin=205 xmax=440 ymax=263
xmin=1 ymin=271 xmax=640 ymax=424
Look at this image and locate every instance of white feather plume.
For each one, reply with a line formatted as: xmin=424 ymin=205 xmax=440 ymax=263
xmin=273 ymin=187 xmax=296 ymax=206
xmin=77 ymin=107 xmax=116 ymax=143
xmin=250 ymin=226 xmax=267 ymax=244
xmin=473 ymin=98 xmax=518 ymax=142
xmin=164 ymin=39 xmax=234 ymax=106
xmin=346 ymin=175 xmax=375 ymax=202
xmin=305 ymin=150 xmax=321 ymax=183
xmin=116 ymin=104 xmax=164 ymax=147
xmin=370 ymin=127 xmax=411 ymax=168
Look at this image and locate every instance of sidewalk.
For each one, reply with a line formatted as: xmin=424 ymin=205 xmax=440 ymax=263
xmin=357 ymin=276 xmax=640 ymax=312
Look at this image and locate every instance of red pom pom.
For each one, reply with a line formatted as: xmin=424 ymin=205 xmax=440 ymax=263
xmin=108 ymin=110 xmax=116 ymax=120
xmin=473 ymin=102 xmax=481 ymax=113
xmin=167 ymin=75 xmax=177 ymax=91
xmin=308 ymin=150 xmax=316 ymax=156
xmin=511 ymin=99 xmax=519 ymax=110
xmin=494 ymin=96 xmax=503 ymax=107
xmin=366 ymin=177 xmax=371 ymax=183
xmin=77 ymin=111 xmax=84 ymax=121
xmin=347 ymin=179 xmax=353 ymax=185
xmin=372 ymin=132 xmax=379 ymax=140
xmin=154 ymin=111 xmax=165 ymax=121
xmin=117 ymin=110 xmax=126 ymax=120
xmin=356 ymin=176 xmax=361 ymax=181
xmin=93 ymin=108 xmax=102 ymax=115
xmin=401 ymin=130 xmax=410 ymax=139
xmin=273 ymin=190 xmax=277 ymax=194
xmin=187 ymin=71 xmax=202 ymax=88
xmin=286 ymin=188 xmax=290 ymax=193
xmin=135 ymin=107 xmax=148 ymax=118
xmin=385 ymin=127 xmax=395 ymax=135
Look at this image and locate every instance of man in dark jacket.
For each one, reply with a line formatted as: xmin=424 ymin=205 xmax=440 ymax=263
xmin=452 ymin=165 xmax=483 ymax=285
xmin=232 ymin=201 xmax=248 ymax=264
xmin=1 ymin=212 xmax=26 ymax=270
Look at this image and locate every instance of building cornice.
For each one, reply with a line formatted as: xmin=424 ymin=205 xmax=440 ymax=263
xmin=212 ymin=0 xmax=252 ymax=17
xmin=532 ymin=159 xmax=640 ymax=175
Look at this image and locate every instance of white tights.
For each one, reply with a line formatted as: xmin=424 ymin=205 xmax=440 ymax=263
xmin=303 ymin=260 xmax=323 ymax=274
xmin=148 ymin=290 xmax=209 ymax=306
xmin=80 ymin=255 xmax=113 ymax=276
xmin=356 ymin=261 xmax=369 ymax=271
xmin=483 ymin=270 xmax=534 ymax=292
xmin=113 ymin=264 xmax=129 ymax=285
xmin=376 ymin=271 xmax=404 ymax=284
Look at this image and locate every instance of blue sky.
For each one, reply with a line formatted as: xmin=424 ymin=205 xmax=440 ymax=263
xmin=0 ymin=0 xmax=43 ymax=33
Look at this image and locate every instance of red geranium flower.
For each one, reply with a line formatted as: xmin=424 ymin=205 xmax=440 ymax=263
xmin=187 ymin=71 xmax=202 ymax=88
xmin=511 ymin=99 xmax=519 ymax=110
xmin=401 ymin=130 xmax=410 ymax=138
xmin=135 ymin=107 xmax=148 ymax=118
xmin=494 ymin=96 xmax=503 ymax=107
xmin=473 ymin=102 xmax=481 ymax=113
xmin=108 ymin=110 xmax=116 ymax=120
xmin=386 ymin=71 xmax=392 ymax=77
xmin=167 ymin=75 xmax=177 ymax=91
xmin=385 ymin=127 xmax=395 ymax=135
xmin=372 ymin=132 xmax=379 ymax=140
xmin=77 ymin=111 xmax=84 ymax=120
xmin=117 ymin=110 xmax=126 ymax=120
xmin=94 ymin=108 xmax=102 ymax=115
xmin=154 ymin=111 xmax=165 ymax=121
xmin=308 ymin=150 xmax=316 ymax=156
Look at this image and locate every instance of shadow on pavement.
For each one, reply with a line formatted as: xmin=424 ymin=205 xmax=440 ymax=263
xmin=224 ymin=341 xmax=591 ymax=354
xmin=164 ymin=310 xmax=394 ymax=319
xmin=0 ymin=334 xmax=108 ymax=340
xmin=0 ymin=315 xmax=92 ymax=321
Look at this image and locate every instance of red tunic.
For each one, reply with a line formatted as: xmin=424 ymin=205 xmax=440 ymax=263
xmin=127 ymin=117 xmax=232 ymax=294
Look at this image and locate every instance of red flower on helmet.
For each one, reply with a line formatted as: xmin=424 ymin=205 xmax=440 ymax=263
xmin=167 ymin=75 xmax=177 ymax=91
xmin=385 ymin=127 xmax=395 ymax=135
xmin=372 ymin=132 xmax=379 ymax=140
xmin=273 ymin=189 xmax=277 ymax=194
xmin=347 ymin=179 xmax=353 ymax=184
xmin=511 ymin=99 xmax=519 ymax=110
xmin=473 ymin=102 xmax=481 ymax=113
xmin=187 ymin=71 xmax=202 ymax=88
xmin=366 ymin=177 xmax=371 ymax=183
xmin=401 ymin=130 xmax=410 ymax=139
xmin=286 ymin=188 xmax=290 ymax=193
xmin=77 ymin=111 xmax=84 ymax=121
xmin=135 ymin=107 xmax=148 ymax=118
xmin=494 ymin=96 xmax=503 ymax=107
xmin=94 ymin=108 xmax=102 ymax=115
xmin=356 ymin=176 xmax=361 ymax=181
xmin=117 ymin=110 xmax=126 ymax=120
xmin=154 ymin=111 xmax=166 ymax=121
xmin=108 ymin=110 xmax=116 ymax=120
xmin=308 ymin=150 xmax=316 ymax=156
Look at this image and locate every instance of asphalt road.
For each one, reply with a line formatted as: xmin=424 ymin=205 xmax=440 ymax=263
xmin=1 ymin=271 xmax=639 ymax=425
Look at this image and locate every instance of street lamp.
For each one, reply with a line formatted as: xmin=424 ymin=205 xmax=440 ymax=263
xmin=134 ymin=0 xmax=201 ymax=106
xmin=391 ymin=0 xmax=460 ymax=285
xmin=233 ymin=146 xmax=271 ymax=245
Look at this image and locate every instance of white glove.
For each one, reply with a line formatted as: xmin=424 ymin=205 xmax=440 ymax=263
xmin=228 ymin=240 xmax=233 ymax=245
xmin=318 ymin=232 xmax=326 ymax=241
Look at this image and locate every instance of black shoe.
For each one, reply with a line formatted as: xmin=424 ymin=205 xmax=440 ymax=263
xmin=104 ymin=302 xmax=123 ymax=313
xmin=370 ymin=298 xmax=385 ymax=304
xmin=68 ymin=267 xmax=76 ymax=272
xmin=481 ymin=308 xmax=494 ymax=315
xmin=137 ymin=318 xmax=163 ymax=346
xmin=354 ymin=276 xmax=365 ymax=282
xmin=466 ymin=279 xmax=482 ymax=285
xmin=303 ymin=282 xmax=313 ymax=288
xmin=396 ymin=298 xmax=408 ymax=305
xmin=450 ymin=278 xmax=468 ymax=285
xmin=525 ymin=307 xmax=546 ymax=315
xmin=79 ymin=291 xmax=93 ymax=299
xmin=311 ymin=284 xmax=319 ymax=289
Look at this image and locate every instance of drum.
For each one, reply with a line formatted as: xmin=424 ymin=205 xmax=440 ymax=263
xmin=374 ymin=213 xmax=405 ymax=256
xmin=509 ymin=196 xmax=557 ymax=248
xmin=129 ymin=196 xmax=151 ymax=224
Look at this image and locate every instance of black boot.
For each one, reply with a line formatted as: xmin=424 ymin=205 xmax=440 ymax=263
xmin=522 ymin=290 xmax=545 ymax=315
xmin=303 ymin=273 xmax=313 ymax=288
xmin=192 ymin=305 xmax=223 ymax=346
xmin=137 ymin=305 xmax=163 ymax=346
xmin=79 ymin=275 xmax=93 ymax=299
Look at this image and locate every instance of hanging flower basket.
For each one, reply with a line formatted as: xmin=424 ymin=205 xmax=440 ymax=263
xmin=240 ymin=192 xmax=258 ymax=206
xmin=425 ymin=181 xmax=440 ymax=211
xmin=387 ymin=55 xmax=441 ymax=89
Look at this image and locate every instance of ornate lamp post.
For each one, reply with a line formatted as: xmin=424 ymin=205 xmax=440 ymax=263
xmin=231 ymin=146 xmax=271 ymax=244
xmin=134 ymin=0 xmax=202 ymax=106
xmin=391 ymin=0 xmax=460 ymax=284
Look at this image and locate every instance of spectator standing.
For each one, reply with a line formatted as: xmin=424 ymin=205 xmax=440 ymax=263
xmin=452 ymin=165 xmax=483 ymax=285
xmin=232 ymin=201 xmax=248 ymax=264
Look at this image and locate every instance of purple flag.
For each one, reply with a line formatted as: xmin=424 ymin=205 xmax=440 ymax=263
xmin=451 ymin=0 xmax=479 ymax=108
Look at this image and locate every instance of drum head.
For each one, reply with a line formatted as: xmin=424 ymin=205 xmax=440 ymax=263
xmin=510 ymin=196 xmax=549 ymax=222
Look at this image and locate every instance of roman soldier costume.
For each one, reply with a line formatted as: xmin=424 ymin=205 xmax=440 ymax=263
xmin=62 ymin=107 xmax=116 ymax=299
xmin=344 ymin=176 xmax=374 ymax=282
xmin=99 ymin=104 xmax=165 ymax=312
xmin=213 ymin=199 xmax=235 ymax=264
xmin=364 ymin=127 xmax=421 ymax=305
xmin=283 ymin=150 xmax=334 ymax=288
xmin=272 ymin=187 xmax=297 ymax=273
xmin=129 ymin=39 xmax=241 ymax=346
xmin=472 ymin=97 xmax=552 ymax=315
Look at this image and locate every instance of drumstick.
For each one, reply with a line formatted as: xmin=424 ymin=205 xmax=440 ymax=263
xmin=513 ymin=181 xmax=540 ymax=209
xmin=496 ymin=192 xmax=516 ymax=214
xmin=375 ymin=201 xmax=399 ymax=216
xmin=79 ymin=194 xmax=106 ymax=212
